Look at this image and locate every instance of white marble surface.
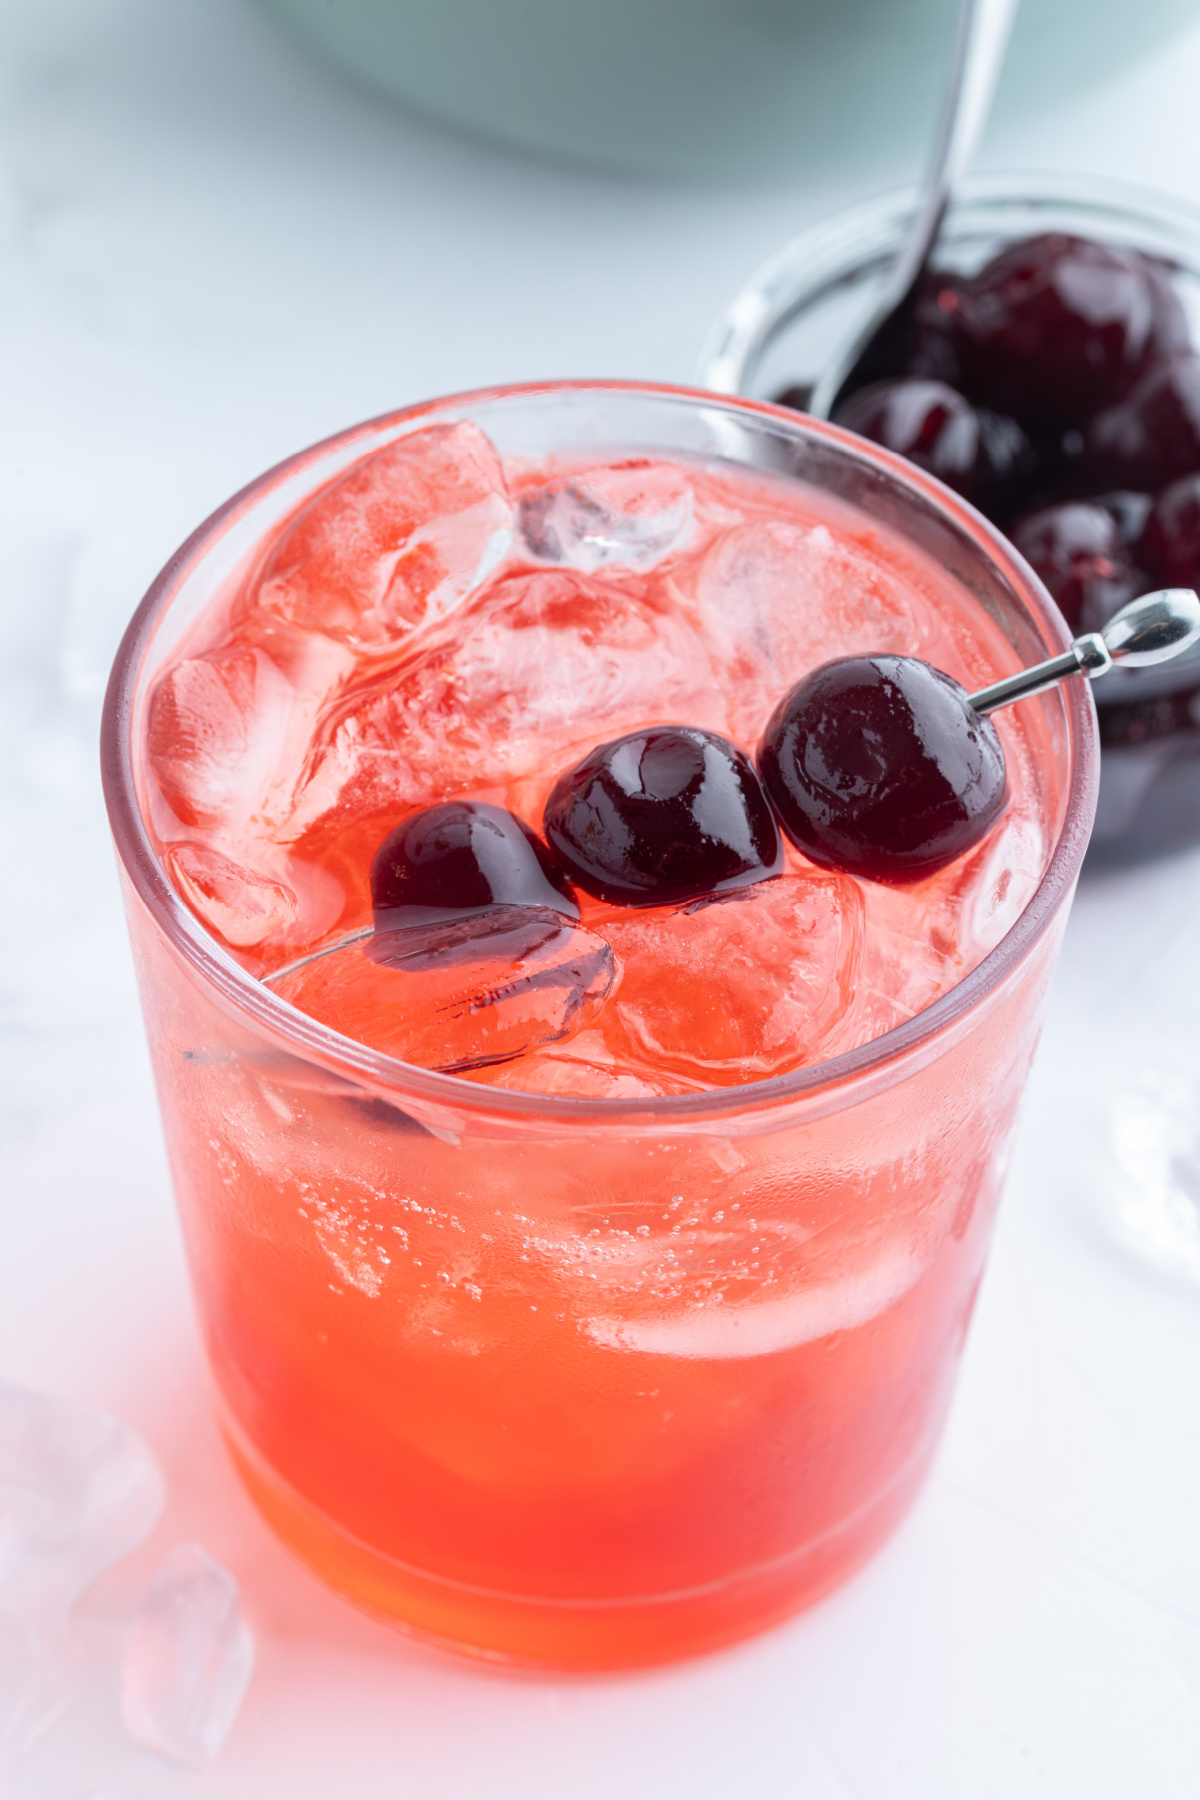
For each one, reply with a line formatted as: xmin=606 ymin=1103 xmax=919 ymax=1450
xmin=3 ymin=2 xmax=1200 ymax=1794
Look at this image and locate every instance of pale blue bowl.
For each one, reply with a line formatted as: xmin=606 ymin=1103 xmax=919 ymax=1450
xmin=252 ymin=0 xmax=1200 ymax=179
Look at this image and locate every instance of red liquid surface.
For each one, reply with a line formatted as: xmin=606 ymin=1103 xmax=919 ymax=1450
xmin=131 ymin=421 xmax=1060 ymax=1664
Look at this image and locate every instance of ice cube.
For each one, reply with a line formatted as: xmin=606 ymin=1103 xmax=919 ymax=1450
xmin=254 ymin=421 xmax=514 ymax=651
xmin=0 ymin=1383 xmax=165 ymax=1752
xmin=1111 ymin=1067 xmax=1200 ymax=1283
xmin=287 ymin=568 xmax=722 ymax=834
xmin=272 ymin=906 xmax=617 ymax=1072
xmin=164 ymin=843 xmax=298 ymax=948
xmin=518 ymin=461 xmax=693 ymax=572
xmin=595 ymin=873 xmax=864 ymax=1085
xmin=587 ymin=1241 xmax=929 ymax=1359
xmin=145 ymin=644 xmax=294 ymax=831
xmin=832 ymin=804 xmax=1045 ymax=1051
xmin=121 ymin=1542 xmax=254 ymax=1769
xmin=685 ymin=519 xmax=937 ymax=738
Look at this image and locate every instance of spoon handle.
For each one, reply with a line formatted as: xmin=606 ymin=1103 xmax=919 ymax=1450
xmin=808 ymin=0 xmax=1020 ymax=422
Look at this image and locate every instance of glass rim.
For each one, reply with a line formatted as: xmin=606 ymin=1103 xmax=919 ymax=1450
xmin=100 ymin=377 xmax=1098 ymax=1128
xmin=699 ymin=167 xmax=1200 ymax=398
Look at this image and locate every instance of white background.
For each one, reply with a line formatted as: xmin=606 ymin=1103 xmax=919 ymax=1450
xmin=2 ymin=2 xmax=1200 ymax=1794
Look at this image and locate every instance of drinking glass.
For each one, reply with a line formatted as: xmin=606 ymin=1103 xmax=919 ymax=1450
xmin=102 ymin=382 xmax=1097 ymax=1668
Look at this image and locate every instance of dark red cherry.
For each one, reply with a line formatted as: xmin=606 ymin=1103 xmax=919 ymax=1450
xmin=759 ymin=656 xmax=1007 ymax=882
xmin=1094 ymin=489 xmax=1154 ymax=549
xmin=1138 ymin=473 xmax=1200 ymax=589
xmin=1083 ymin=351 xmax=1200 ymax=491
xmin=371 ymin=802 xmax=577 ymax=929
xmin=776 ymin=274 xmax=968 ymax=413
xmin=834 ymin=378 xmax=1035 ymax=514
xmin=543 ymin=726 xmax=782 ymax=906
xmin=1010 ymin=500 xmax=1144 ymax=635
xmin=956 ymin=234 xmax=1181 ymax=428
xmin=904 ymin=272 xmax=971 ymax=387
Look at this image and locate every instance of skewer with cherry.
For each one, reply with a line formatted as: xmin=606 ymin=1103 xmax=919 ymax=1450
xmin=263 ymin=587 xmax=1200 ymax=986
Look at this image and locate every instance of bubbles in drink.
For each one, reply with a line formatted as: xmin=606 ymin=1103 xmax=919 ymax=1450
xmin=121 ymin=1543 xmax=255 ymax=1768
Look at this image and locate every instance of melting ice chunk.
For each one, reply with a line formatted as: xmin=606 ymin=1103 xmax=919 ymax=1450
xmin=686 ymin=520 xmax=937 ymax=738
xmin=0 ymin=1382 xmax=165 ymax=1752
xmin=597 ymin=873 xmax=864 ymax=1085
xmin=254 ymin=421 xmax=514 ymax=650
xmin=164 ymin=843 xmax=298 ymax=948
xmin=121 ymin=1542 xmax=254 ymax=1769
xmin=145 ymin=645 xmax=294 ymax=831
xmin=272 ymin=907 xmax=617 ymax=1072
xmin=518 ymin=461 xmax=693 ymax=572
xmin=286 ymin=569 xmax=722 ymax=834
xmin=485 ymin=1031 xmax=670 ymax=1099
xmin=1111 ymin=1066 xmax=1200 ymax=1283
xmin=587 ymin=1242 xmax=928 ymax=1359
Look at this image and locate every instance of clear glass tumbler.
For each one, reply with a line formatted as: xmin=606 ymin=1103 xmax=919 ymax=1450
xmin=102 ymin=383 xmax=1097 ymax=1669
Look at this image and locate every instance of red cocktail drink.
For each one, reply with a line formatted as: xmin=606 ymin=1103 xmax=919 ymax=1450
xmin=103 ymin=384 xmax=1096 ymax=1666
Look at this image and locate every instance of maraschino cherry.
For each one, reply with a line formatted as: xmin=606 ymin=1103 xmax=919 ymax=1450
xmin=1135 ymin=472 xmax=1200 ymax=590
xmin=371 ymin=801 xmax=577 ymax=927
xmin=1009 ymin=501 xmax=1144 ymax=635
xmin=954 ymin=233 xmax=1185 ymax=428
xmin=834 ymin=378 xmax=1034 ymax=516
xmin=544 ymin=726 xmax=781 ymax=906
xmin=758 ymin=656 xmax=1007 ymax=881
xmin=758 ymin=590 xmax=1200 ymax=883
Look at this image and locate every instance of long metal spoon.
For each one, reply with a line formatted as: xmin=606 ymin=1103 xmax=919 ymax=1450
xmin=969 ymin=589 xmax=1200 ymax=714
xmin=808 ymin=0 xmax=1020 ymax=423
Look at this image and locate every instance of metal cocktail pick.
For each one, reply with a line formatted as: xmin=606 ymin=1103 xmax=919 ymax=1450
xmin=968 ymin=588 xmax=1200 ymax=715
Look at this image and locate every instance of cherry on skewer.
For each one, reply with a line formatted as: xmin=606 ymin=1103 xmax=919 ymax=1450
xmin=258 ymin=593 xmax=1200 ymax=1002
xmin=759 ymin=655 xmax=1007 ymax=882
xmin=262 ymin=801 xmax=579 ymax=985
xmin=370 ymin=802 xmax=577 ymax=928
xmin=758 ymin=588 xmax=1200 ymax=883
xmin=543 ymin=725 xmax=782 ymax=907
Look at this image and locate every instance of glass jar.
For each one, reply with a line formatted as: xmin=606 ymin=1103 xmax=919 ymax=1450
xmin=102 ymin=382 xmax=1096 ymax=1668
xmin=701 ymin=171 xmax=1200 ymax=867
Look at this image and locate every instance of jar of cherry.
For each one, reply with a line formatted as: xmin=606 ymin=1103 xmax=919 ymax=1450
xmin=702 ymin=172 xmax=1200 ymax=867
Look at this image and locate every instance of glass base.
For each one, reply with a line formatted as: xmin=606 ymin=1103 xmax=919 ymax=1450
xmin=220 ymin=1405 xmax=938 ymax=1671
